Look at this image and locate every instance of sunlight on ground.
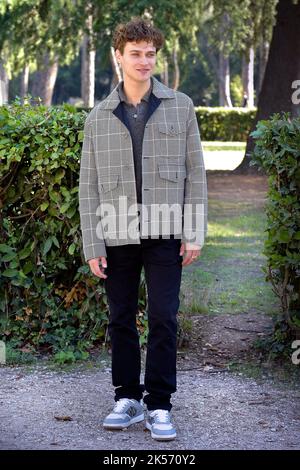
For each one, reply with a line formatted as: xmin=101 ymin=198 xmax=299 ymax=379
xmin=202 ymin=142 xmax=246 ymax=171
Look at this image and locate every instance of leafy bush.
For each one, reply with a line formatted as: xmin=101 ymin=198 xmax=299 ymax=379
xmin=251 ymin=112 xmax=300 ymax=357
xmin=196 ymin=106 xmax=256 ymax=141
xmin=0 ymin=102 xmax=113 ymax=358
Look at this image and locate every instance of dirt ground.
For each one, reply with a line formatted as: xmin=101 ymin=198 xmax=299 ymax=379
xmin=1 ymin=172 xmax=299 ymax=451
xmin=177 ymin=312 xmax=274 ymax=370
xmin=207 ymin=171 xmax=269 ymax=207
xmin=0 ymin=353 xmax=299 ymax=450
xmin=177 ymin=171 xmax=274 ymax=368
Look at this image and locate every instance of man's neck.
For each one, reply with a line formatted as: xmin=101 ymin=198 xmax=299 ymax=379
xmin=122 ymin=76 xmax=152 ymax=106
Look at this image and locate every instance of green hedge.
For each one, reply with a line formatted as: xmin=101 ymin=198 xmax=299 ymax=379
xmin=196 ymin=106 xmax=256 ymax=141
xmin=0 ymin=103 xmax=112 ymax=361
xmin=251 ymin=112 xmax=300 ymax=356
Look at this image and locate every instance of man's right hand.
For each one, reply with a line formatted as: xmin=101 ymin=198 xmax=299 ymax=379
xmin=88 ymin=257 xmax=107 ymax=279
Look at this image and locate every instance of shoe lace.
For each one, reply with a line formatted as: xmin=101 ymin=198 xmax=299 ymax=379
xmin=113 ymin=398 xmax=132 ymax=413
xmin=151 ymin=409 xmax=170 ymax=423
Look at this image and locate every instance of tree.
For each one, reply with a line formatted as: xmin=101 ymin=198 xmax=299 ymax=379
xmin=81 ymin=3 xmax=96 ymax=108
xmin=0 ymin=0 xmax=85 ymax=105
xmin=242 ymin=47 xmax=254 ymax=108
xmin=0 ymin=59 xmax=9 ymax=104
xmin=234 ymin=0 xmax=300 ymax=174
xmin=205 ymin=0 xmax=251 ymax=107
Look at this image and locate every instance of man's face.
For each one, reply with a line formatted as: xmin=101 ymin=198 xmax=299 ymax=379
xmin=116 ymin=41 xmax=157 ymax=83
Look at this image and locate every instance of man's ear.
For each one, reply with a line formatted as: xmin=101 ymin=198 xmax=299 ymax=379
xmin=115 ymin=49 xmax=121 ymax=61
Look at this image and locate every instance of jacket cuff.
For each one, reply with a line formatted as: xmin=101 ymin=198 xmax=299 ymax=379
xmin=84 ymin=243 xmax=107 ymax=262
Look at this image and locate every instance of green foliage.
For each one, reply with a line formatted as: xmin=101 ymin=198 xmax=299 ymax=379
xmin=208 ymin=0 xmax=277 ymax=55
xmin=0 ymin=0 xmax=85 ymax=76
xmin=196 ymin=106 xmax=256 ymax=141
xmin=4 ymin=339 xmax=37 ymax=364
xmin=0 ymin=101 xmax=111 ymax=358
xmin=53 ymin=348 xmax=90 ymax=364
xmin=251 ymin=112 xmax=300 ymax=353
xmin=230 ymin=75 xmax=244 ymax=107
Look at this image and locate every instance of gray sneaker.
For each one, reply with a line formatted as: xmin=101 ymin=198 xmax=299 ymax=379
xmin=103 ymin=398 xmax=144 ymax=430
xmin=145 ymin=409 xmax=176 ymax=441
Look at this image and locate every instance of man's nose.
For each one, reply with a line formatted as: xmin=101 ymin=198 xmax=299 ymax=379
xmin=139 ymin=56 xmax=149 ymax=64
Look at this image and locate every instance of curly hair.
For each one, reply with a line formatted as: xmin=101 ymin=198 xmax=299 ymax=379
xmin=112 ymin=17 xmax=165 ymax=54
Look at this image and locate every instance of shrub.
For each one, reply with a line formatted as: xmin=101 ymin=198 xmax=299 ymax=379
xmin=0 ymin=101 xmax=111 ymax=358
xmin=251 ymin=112 xmax=300 ymax=357
xmin=196 ymin=106 xmax=256 ymax=141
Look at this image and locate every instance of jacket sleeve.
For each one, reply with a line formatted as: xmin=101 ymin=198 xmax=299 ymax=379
xmin=182 ymin=98 xmax=208 ymax=247
xmin=79 ymin=118 xmax=107 ymax=261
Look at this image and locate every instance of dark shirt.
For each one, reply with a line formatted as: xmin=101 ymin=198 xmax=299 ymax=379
xmin=117 ymin=78 xmax=153 ymax=204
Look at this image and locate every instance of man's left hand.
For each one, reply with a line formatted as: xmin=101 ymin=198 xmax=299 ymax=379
xmin=180 ymin=242 xmax=201 ymax=266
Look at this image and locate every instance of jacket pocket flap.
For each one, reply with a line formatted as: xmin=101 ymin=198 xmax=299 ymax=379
xmin=99 ymin=174 xmax=119 ymax=193
xmin=158 ymin=164 xmax=186 ymax=182
xmin=158 ymin=122 xmax=186 ymax=135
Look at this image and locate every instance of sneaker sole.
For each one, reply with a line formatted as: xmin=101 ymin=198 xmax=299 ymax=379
xmin=145 ymin=421 xmax=177 ymax=441
xmin=103 ymin=413 xmax=144 ymax=430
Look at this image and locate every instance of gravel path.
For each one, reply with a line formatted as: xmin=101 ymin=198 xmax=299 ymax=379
xmin=0 ymin=364 xmax=299 ymax=450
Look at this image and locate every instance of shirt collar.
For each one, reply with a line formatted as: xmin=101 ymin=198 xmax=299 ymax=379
xmin=97 ymin=76 xmax=175 ymax=111
xmin=117 ymin=76 xmax=153 ymax=104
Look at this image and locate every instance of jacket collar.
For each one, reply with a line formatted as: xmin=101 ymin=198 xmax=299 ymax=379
xmin=97 ymin=75 xmax=175 ymax=110
xmin=117 ymin=76 xmax=153 ymax=103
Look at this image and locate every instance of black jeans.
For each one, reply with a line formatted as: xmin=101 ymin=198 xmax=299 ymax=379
xmin=104 ymin=237 xmax=182 ymax=411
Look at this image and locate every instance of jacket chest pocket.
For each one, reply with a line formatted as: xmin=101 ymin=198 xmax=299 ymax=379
xmin=158 ymin=162 xmax=186 ymax=183
xmin=156 ymin=121 xmax=186 ymax=158
xmin=99 ymin=174 xmax=119 ymax=194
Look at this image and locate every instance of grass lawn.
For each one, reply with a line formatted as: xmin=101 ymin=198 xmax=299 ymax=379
xmin=180 ymin=172 xmax=280 ymax=318
xmin=202 ymin=141 xmax=246 ymax=171
xmin=203 ymin=141 xmax=246 ymax=151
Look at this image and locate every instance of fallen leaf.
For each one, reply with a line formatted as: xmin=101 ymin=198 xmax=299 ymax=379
xmin=54 ymin=415 xmax=73 ymax=421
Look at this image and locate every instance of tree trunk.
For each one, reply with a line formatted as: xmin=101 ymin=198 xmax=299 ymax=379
xmin=234 ymin=0 xmax=300 ymax=174
xmin=31 ymin=52 xmax=58 ymax=106
xmin=242 ymin=47 xmax=254 ymax=107
xmin=161 ymin=56 xmax=169 ymax=87
xmin=258 ymin=40 xmax=269 ymax=97
xmin=0 ymin=60 xmax=9 ymax=105
xmin=110 ymin=46 xmax=122 ymax=90
xmin=218 ymin=12 xmax=232 ymax=107
xmin=219 ymin=52 xmax=232 ymax=107
xmin=172 ymin=39 xmax=180 ymax=90
xmin=81 ymin=12 xmax=96 ymax=108
xmin=20 ymin=65 xmax=29 ymax=103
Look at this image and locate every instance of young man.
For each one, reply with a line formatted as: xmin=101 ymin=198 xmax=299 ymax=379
xmin=79 ymin=17 xmax=207 ymax=441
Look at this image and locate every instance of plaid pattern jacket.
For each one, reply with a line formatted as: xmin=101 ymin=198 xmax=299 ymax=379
xmin=79 ymin=76 xmax=208 ymax=261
